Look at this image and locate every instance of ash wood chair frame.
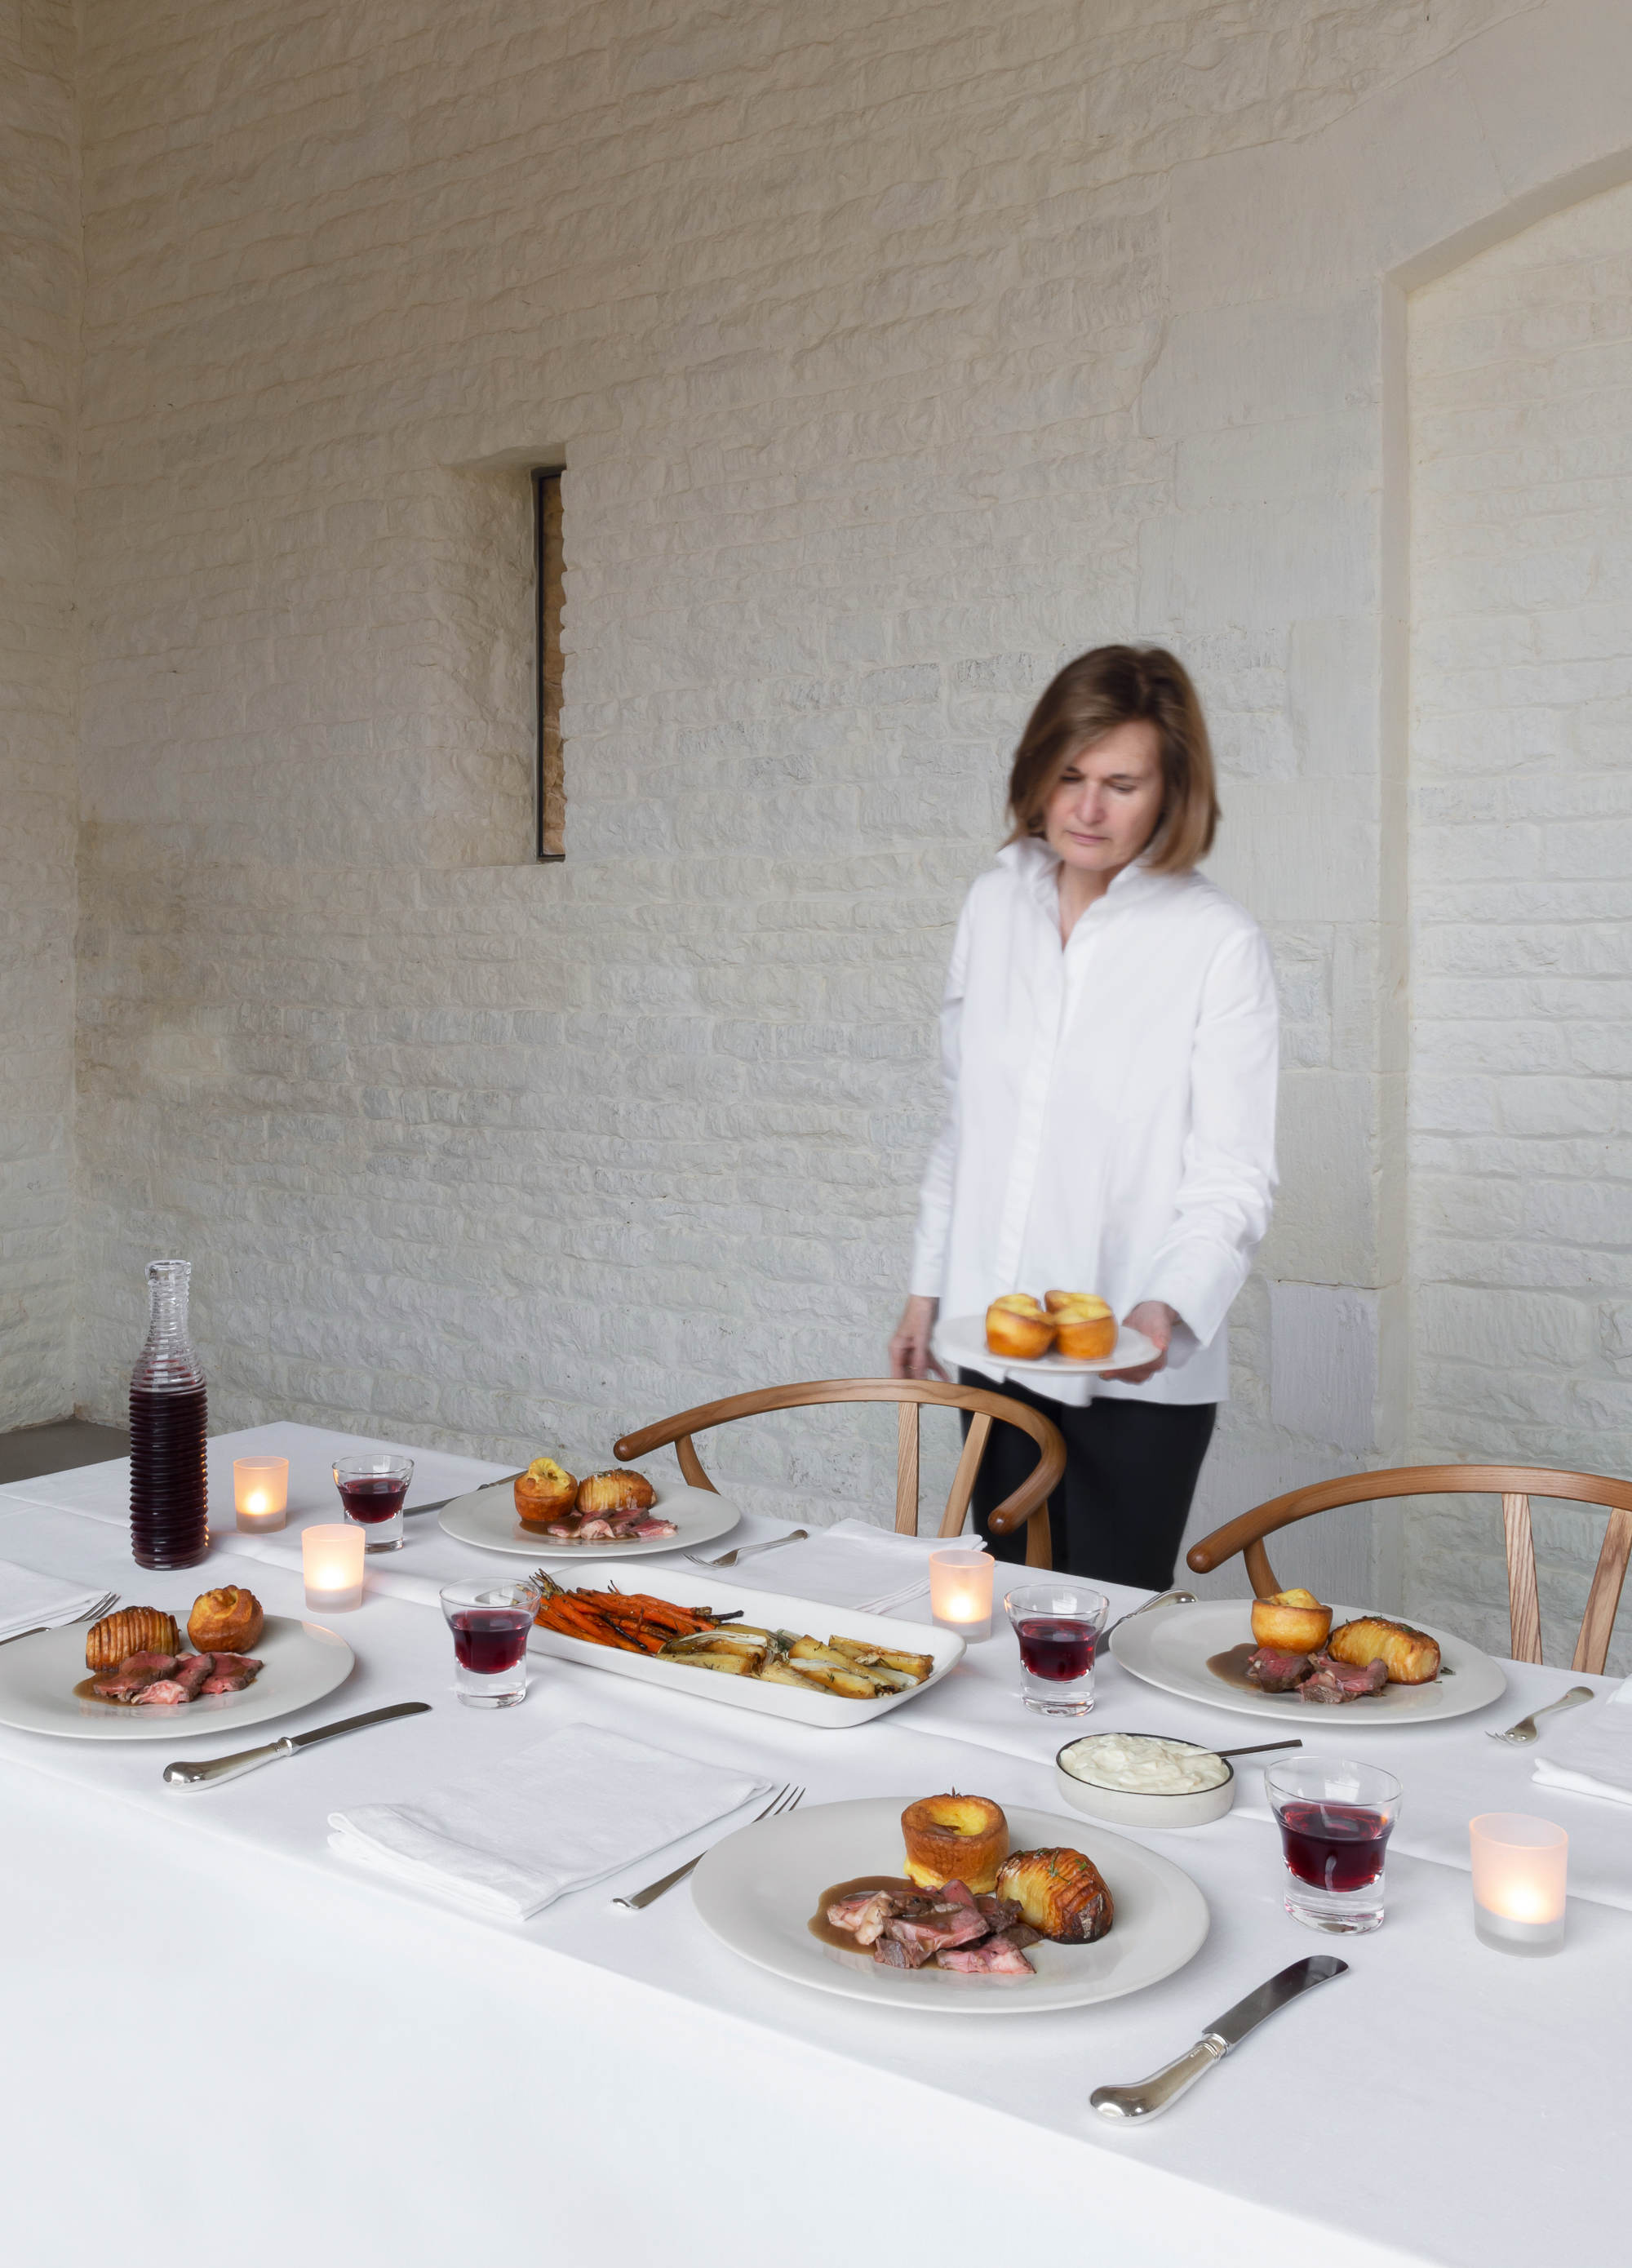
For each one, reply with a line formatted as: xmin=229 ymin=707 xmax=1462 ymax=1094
xmin=1186 ymin=1462 xmax=1632 ymax=1675
xmin=614 ymin=1378 xmax=1066 ymax=1568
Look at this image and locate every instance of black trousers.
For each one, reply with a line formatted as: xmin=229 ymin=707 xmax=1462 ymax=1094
xmin=959 ymin=1370 xmax=1216 ymax=1591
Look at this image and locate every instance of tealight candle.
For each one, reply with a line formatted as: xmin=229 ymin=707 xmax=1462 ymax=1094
xmin=1470 ymin=1813 xmax=1568 ymax=1955
xmin=929 ymin=1547 xmax=995 ymax=1641
xmin=303 ymin=1522 xmax=365 ymax=1613
xmin=233 ymin=1455 xmax=290 ymax=1532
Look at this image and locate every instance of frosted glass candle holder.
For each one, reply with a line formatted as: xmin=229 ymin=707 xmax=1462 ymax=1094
xmin=303 ymin=1523 xmax=365 ymax=1613
xmin=1470 ymin=1813 xmax=1568 ymax=1955
xmin=233 ymin=1456 xmax=289 ymax=1532
xmin=929 ymin=1548 xmax=995 ymax=1641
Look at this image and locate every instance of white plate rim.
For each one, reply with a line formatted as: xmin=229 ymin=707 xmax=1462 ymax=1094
xmin=0 ymin=1614 xmax=355 ymax=1741
xmin=933 ymin=1313 xmax=1159 ymax=1383
xmin=438 ymin=1479 xmax=740 ymax=1560
xmin=1110 ymin=1598 xmax=1506 ymax=1725
xmin=690 ymin=1795 xmax=1208 ymax=2013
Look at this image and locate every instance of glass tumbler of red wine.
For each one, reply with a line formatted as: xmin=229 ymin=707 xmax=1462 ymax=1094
xmin=333 ymin=1454 xmax=415 ymax=1553
xmin=1003 ymin=1582 xmax=1110 ymax=1715
xmin=1264 ymin=1756 xmax=1403 ymax=1933
xmin=439 ymin=1578 xmax=544 ymax=1708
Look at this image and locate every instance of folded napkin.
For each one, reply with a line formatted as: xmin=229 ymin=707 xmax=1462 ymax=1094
xmin=0 ymin=1556 xmax=114 ymax=1644
xmin=1532 ymin=1677 xmax=1632 ymax=1805
xmin=712 ymin=1517 xmax=951 ymax=1615
xmin=327 ymin=1722 xmax=773 ymax=1920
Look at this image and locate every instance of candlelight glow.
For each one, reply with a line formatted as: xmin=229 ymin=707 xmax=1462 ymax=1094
xmin=930 ymin=1548 xmax=995 ymax=1640
xmin=233 ymin=1456 xmax=289 ymax=1533
xmin=1470 ymin=1813 xmax=1568 ymax=1955
xmin=303 ymin=1522 xmax=365 ymax=1612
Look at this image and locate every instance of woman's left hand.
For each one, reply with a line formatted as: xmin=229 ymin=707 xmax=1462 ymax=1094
xmin=1101 ymin=1300 xmax=1179 ymax=1383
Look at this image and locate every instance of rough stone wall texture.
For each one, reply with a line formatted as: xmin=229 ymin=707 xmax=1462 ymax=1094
xmin=0 ymin=0 xmax=78 ymax=1427
xmin=51 ymin=0 xmax=1632 ymax=1652
xmin=1409 ymin=178 xmax=1632 ymax=1670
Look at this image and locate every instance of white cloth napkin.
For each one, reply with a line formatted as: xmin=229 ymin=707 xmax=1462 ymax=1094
xmin=327 ymin=1722 xmax=773 ymax=1920
xmin=1532 ymin=1677 xmax=1632 ymax=1805
xmin=711 ymin=1517 xmax=953 ymax=1615
xmin=0 ymin=1556 xmax=113 ymax=1644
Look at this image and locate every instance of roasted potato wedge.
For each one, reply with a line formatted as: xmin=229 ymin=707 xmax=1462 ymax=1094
xmin=672 ymin=1647 xmax=761 ymax=1677
xmin=826 ymin=1638 xmax=934 ymax=1683
xmin=790 ymin=1660 xmax=887 ymax=1699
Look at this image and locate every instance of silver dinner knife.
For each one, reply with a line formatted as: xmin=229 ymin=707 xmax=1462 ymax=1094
xmin=162 ymin=1702 xmax=431 ymax=1788
xmin=1091 ymin=1955 xmax=1348 ymax=2122
xmin=406 ymin=1471 xmax=525 ymax=1516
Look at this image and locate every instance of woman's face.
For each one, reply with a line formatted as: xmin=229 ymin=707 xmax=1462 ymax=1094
xmin=1042 ymin=720 xmax=1164 ymax=877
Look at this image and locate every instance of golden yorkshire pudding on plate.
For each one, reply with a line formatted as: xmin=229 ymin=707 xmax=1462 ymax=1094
xmin=187 ymin=1587 xmax=265 ymax=1655
xmin=901 ymin=1793 xmax=1010 ymax=1893
xmin=995 ymin=1845 xmax=1115 ymax=1943
xmin=985 ymin=1295 xmax=1056 ymax=1360
xmin=1044 ymin=1290 xmax=1118 ymax=1361
xmin=1249 ymin=1587 xmax=1333 ymax=1654
xmin=576 ymin=1468 xmax=657 ymax=1518
xmin=515 ymin=1457 xmax=579 ymax=1529
xmin=85 ymin=1605 xmax=180 ymax=1671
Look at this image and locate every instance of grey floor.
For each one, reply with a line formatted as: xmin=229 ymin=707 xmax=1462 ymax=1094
xmin=0 ymin=1418 xmax=130 ymax=1485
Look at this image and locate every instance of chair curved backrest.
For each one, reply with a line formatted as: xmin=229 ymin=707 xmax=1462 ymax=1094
xmin=614 ymin=1377 xmax=1065 ymax=1568
xmin=1186 ymin=1462 xmax=1632 ymax=1675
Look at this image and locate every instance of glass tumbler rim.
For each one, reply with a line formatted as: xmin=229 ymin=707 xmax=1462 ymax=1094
xmin=334 ymin=1453 xmax=415 ymax=1480
xmin=1003 ymin=1581 xmax=1109 ymax=1624
xmin=439 ymin=1575 xmax=542 ymax=1623
xmin=1264 ymin=1755 xmax=1402 ymax=1812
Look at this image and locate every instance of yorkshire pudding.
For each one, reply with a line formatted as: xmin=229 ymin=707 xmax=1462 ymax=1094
xmin=515 ymin=1457 xmax=578 ymax=1528
xmin=187 ymin=1587 xmax=265 ymax=1655
xmin=1044 ymin=1290 xmax=1117 ymax=1360
xmin=1249 ymin=1587 xmax=1333 ymax=1654
xmin=901 ymin=1793 xmax=1009 ymax=1893
xmin=986 ymin=1295 xmax=1055 ymax=1360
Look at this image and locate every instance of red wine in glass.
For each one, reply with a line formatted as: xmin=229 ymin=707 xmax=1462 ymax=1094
xmin=1016 ymin=1617 xmax=1097 ymax=1682
xmin=335 ymin=1476 xmax=408 ymax=1525
xmin=450 ymin=1609 xmax=531 ymax=1675
xmin=1279 ymin=1800 xmax=1393 ymax=1893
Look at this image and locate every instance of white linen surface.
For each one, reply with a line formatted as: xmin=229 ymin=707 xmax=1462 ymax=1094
xmin=0 ymin=1554 xmax=113 ymax=1642
xmin=702 ymin=1516 xmax=941 ymax=1613
xmin=329 ymin=1721 xmax=772 ymax=1919
xmin=1532 ymin=1678 xmax=1632 ymax=1804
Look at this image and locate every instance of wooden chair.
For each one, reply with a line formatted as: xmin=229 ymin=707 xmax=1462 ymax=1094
xmin=614 ymin=1378 xmax=1066 ymax=1567
xmin=1186 ymin=1463 xmax=1632 ymax=1675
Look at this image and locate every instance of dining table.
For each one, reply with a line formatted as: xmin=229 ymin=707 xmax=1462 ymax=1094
xmin=1 ymin=1419 xmax=1627 ymax=2268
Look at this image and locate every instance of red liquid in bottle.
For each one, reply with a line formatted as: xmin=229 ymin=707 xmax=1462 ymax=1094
xmin=1016 ymin=1617 xmax=1097 ymax=1682
xmin=450 ymin=1609 xmax=531 ymax=1674
xmin=1279 ymin=1800 xmax=1392 ymax=1893
xmin=130 ymin=1384 xmax=209 ymax=1569
xmin=336 ymin=1477 xmax=409 ymax=1525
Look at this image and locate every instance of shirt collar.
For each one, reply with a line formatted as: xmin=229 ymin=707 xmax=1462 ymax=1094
xmin=996 ymin=832 xmax=1172 ymax=917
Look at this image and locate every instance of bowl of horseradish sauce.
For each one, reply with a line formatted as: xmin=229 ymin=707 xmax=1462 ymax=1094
xmin=1055 ymin=1731 xmax=1235 ymax=1829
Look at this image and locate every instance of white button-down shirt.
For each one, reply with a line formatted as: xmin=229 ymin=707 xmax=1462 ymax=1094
xmin=912 ymin=837 xmax=1279 ymax=1406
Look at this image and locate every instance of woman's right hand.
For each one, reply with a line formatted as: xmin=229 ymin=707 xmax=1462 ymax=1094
xmin=889 ymin=1294 xmax=945 ymax=1380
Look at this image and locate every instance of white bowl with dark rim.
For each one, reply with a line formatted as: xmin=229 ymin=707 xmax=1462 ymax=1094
xmin=1055 ymin=1732 xmax=1235 ymax=1830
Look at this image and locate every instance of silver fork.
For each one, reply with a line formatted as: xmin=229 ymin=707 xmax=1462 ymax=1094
xmin=686 ymin=1529 xmax=809 ymax=1570
xmin=0 ymin=1589 xmax=120 ymax=1648
xmin=1487 ymin=1684 xmax=1594 ymax=1745
xmin=612 ymin=1782 xmax=805 ymax=1910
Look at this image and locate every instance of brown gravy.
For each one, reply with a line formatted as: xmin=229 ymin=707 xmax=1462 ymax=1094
xmin=1205 ymin=1642 xmax=1262 ymax=1693
xmin=807 ymin=1875 xmax=918 ymax=1951
xmin=73 ymin=1675 xmax=121 ymax=1706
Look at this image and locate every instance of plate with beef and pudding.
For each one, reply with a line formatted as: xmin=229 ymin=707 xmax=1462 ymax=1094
xmin=1110 ymin=1590 xmax=1505 ymax=1726
xmin=0 ymin=1589 xmax=354 ymax=1740
xmin=438 ymin=1458 xmax=739 ymax=1561
xmin=690 ymin=1791 xmax=1208 ymax=2012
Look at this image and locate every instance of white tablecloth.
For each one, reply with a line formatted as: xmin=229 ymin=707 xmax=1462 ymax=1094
xmin=1 ymin=1423 xmax=1626 ymax=2268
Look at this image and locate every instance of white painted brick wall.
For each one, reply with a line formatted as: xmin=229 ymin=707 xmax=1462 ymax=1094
xmin=1409 ymin=177 xmax=1632 ymax=1670
xmin=0 ymin=0 xmax=78 ymax=1427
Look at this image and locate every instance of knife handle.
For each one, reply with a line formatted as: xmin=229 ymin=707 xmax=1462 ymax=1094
xmin=163 ymin=1737 xmax=295 ymax=1788
xmin=1091 ymin=2034 xmax=1226 ymax=2121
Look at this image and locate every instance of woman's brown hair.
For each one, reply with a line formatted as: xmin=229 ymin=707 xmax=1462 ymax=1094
xmin=1005 ymin=645 xmax=1218 ymax=873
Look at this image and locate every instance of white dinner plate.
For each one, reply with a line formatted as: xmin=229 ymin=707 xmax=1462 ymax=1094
xmin=0 ymin=1615 xmax=355 ymax=1741
xmin=1111 ymin=1599 xmax=1506 ymax=1725
xmin=438 ymin=1480 xmax=739 ymax=1560
xmin=933 ymin=1312 xmax=1160 ymax=1386
xmin=691 ymin=1796 xmax=1208 ymax=2013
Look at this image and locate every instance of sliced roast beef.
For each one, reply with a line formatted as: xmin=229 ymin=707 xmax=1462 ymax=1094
xmin=975 ymin=1893 xmax=1023 ymax=1930
xmin=1300 ymin=1653 xmax=1387 ymax=1703
xmin=826 ymin=1889 xmax=902 ymax=1945
xmin=1247 ymin=1645 xmax=1313 ymax=1692
xmin=936 ymin=1878 xmax=980 ymax=1912
xmin=170 ymin=1654 xmax=215 ymax=1698
xmin=884 ymin=1903 xmax=991 ymax=1958
xmin=872 ymin=1933 xmax=933 ymax=1968
xmin=937 ymin=1933 xmax=1036 ymax=1976
xmin=622 ymin=1517 xmax=677 ymax=1539
xmin=91 ymin=1652 xmax=179 ymax=1700
xmin=131 ymin=1678 xmax=192 ymax=1706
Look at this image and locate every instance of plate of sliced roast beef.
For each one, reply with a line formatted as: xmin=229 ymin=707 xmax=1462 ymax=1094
xmin=0 ymin=1615 xmax=353 ymax=1740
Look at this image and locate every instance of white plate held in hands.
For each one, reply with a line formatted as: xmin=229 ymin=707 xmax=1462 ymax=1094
xmin=932 ymin=1312 xmax=1159 ymax=1387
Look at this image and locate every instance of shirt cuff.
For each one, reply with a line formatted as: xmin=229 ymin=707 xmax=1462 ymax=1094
xmin=1137 ymin=1250 xmax=1241 ymax=1352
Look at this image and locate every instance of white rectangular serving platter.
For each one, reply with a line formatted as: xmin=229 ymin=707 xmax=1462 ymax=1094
xmin=526 ymin=1560 xmax=963 ymax=1730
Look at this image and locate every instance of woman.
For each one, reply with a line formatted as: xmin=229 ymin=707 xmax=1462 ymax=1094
xmin=889 ymin=646 xmax=1277 ymax=1588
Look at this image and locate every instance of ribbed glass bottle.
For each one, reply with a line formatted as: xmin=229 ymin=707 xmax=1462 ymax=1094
xmin=129 ymin=1259 xmax=210 ymax=1569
